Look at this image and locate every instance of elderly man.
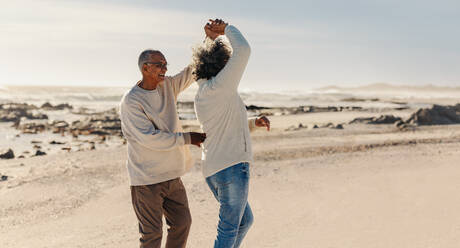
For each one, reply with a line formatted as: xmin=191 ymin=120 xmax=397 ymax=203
xmin=119 ymin=44 xmax=206 ymax=246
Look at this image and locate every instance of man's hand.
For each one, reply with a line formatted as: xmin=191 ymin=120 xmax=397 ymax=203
xmin=189 ymin=132 xmax=206 ymax=147
xmin=255 ymin=116 xmax=270 ymax=131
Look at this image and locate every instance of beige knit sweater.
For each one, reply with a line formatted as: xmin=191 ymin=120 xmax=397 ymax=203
xmin=120 ymin=66 xmax=195 ymax=186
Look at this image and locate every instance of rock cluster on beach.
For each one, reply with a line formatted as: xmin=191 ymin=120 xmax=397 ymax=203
xmin=347 ymin=104 xmax=460 ymax=130
xmin=285 ymin=122 xmax=344 ymax=131
xmin=2 ymin=101 xmax=460 ymax=159
xmin=15 ymin=107 xmax=122 ymax=136
xmin=247 ymin=104 xmax=364 ymax=116
xmin=0 ymin=102 xmax=76 ymax=123
xmin=0 ymin=103 xmax=48 ymax=122
xmin=406 ymin=104 xmax=460 ymax=125
xmin=0 ymin=102 xmax=124 ymax=158
xmin=41 ymin=102 xmax=73 ymax=110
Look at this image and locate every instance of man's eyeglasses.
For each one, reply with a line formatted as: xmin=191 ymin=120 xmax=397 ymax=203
xmin=144 ymin=62 xmax=168 ymax=69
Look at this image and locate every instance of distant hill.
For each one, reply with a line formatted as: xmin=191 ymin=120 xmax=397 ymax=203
xmin=316 ymin=83 xmax=460 ymax=93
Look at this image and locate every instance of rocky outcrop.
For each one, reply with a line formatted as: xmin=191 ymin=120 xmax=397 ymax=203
xmin=406 ymin=104 xmax=460 ymax=125
xmin=0 ymin=103 xmax=48 ymax=123
xmin=14 ymin=107 xmax=122 ymax=136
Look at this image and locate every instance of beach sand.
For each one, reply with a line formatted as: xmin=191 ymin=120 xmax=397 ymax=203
xmin=1 ymin=111 xmax=460 ymax=248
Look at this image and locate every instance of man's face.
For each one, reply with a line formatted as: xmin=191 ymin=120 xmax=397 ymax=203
xmin=142 ymin=53 xmax=168 ymax=83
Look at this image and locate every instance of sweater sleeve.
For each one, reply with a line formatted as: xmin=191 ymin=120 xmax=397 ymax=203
xmin=168 ymin=65 xmax=195 ymax=98
xmin=120 ymin=97 xmax=187 ymax=151
xmin=212 ymin=25 xmax=251 ymax=91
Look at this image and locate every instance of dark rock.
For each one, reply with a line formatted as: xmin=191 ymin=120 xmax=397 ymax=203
xmin=49 ymin=140 xmax=66 ymax=145
xmin=334 ymin=124 xmax=344 ymax=129
xmin=1 ymin=175 xmax=8 ymax=181
xmin=246 ymin=105 xmax=270 ymax=110
xmin=41 ymin=102 xmax=53 ymax=109
xmin=90 ymin=130 xmax=110 ymax=136
xmin=55 ymin=103 xmax=73 ymax=110
xmin=0 ymin=149 xmax=15 ymax=159
xmin=34 ymin=150 xmax=47 ymax=156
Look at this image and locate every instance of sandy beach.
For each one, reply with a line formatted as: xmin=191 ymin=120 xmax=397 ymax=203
xmin=1 ymin=106 xmax=460 ymax=247
xmin=3 ymin=0 xmax=460 ymax=246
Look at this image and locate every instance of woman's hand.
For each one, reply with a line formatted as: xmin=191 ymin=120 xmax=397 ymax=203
xmin=255 ymin=116 xmax=270 ymax=131
xmin=204 ymin=24 xmax=219 ymax=40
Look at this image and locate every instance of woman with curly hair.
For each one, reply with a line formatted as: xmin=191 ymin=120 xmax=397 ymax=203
xmin=192 ymin=19 xmax=270 ymax=248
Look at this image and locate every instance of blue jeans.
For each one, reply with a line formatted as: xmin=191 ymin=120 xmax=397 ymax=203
xmin=206 ymin=162 xmax=254 ymax=248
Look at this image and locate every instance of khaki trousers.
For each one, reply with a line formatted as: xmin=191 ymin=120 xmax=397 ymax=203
xmin=131 ymin=178 xmax=191 ymax=248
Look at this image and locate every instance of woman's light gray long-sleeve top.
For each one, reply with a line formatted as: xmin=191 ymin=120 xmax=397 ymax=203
xmin=194 ymin=25 xmax=254 ymax=178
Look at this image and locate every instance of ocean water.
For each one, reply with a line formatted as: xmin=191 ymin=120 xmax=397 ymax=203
xmin=2 ymin=84 xmax=459 ymax=111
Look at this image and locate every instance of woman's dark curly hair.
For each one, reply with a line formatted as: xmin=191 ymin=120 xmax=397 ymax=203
xmin=192 ymin=39 xmax=231 ymax=80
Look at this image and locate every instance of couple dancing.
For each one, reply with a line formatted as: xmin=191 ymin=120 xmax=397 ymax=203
xmin=120 ymin=18 xmax=270 ymax=248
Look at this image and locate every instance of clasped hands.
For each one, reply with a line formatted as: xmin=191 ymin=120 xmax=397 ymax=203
xmin=204 ymin=18 xmax=228 ymax=40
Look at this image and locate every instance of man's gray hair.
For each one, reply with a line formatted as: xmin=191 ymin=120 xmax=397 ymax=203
xmin=138 ymin=49 xmax=162 ymax=71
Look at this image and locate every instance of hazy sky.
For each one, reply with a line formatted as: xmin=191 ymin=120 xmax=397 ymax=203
xmin=1 ymin=0 xmax=459 ymax=91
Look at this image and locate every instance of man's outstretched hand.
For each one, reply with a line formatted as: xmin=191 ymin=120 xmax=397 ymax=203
xmin=189 ymin=132 xmax=206 ymax=147
xmin=255 ymin=116 xmax=270 ymax=131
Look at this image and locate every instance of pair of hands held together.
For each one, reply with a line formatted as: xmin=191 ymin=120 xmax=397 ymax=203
xmin=204 ymin=18 xmax=228 ymax=40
